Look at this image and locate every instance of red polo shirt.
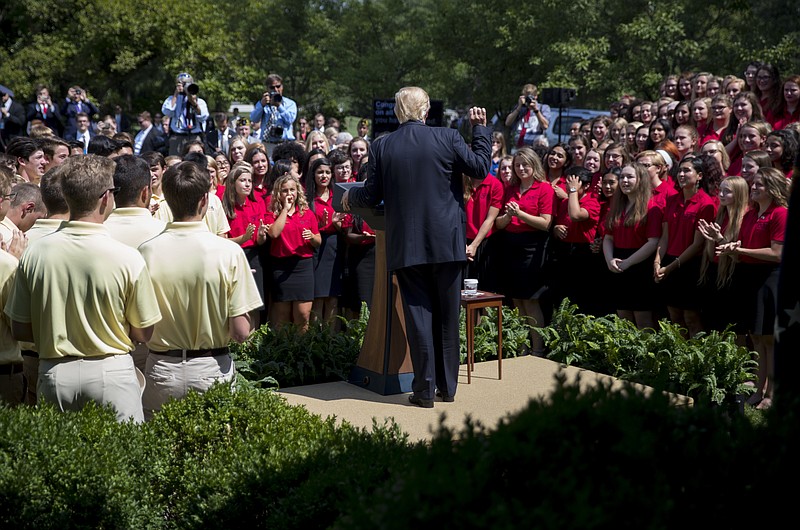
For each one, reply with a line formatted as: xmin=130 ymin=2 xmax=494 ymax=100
xmin=555 ymin=192 xmax=601 ymax=244
xmin=502 ymin=180 xmax=555 ymax=233
xmin=739 ymin=202 xmax=787 ymax=264
xmin=466 ymin=175 xmax=504 ymax=239
xmin=341 ymin=214 xmax=376 ymax=246
xmin=265 ymin=207 xmax=320 ymax=258
xmin=652 ymin=177 xmax=679 ymax=212
xmin=663 ymin=189 xmax=717 ymax=256
xmin=227 ymin=196 xmax=267 ymax=248
xmin=313 ymin=193 xmax=337 ymax=234
xmin=609 ymin=199 xmax=662 ymax=249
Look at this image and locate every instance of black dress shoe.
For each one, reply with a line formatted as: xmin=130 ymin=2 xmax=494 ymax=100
xmin=435 ymin=390 xmax=455 ymax=403
xmin=408 ymin=395 xmax=434 ymax=408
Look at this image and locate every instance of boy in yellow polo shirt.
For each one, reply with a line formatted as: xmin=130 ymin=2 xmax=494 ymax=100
xmin=5 ymin=155 xmax=162 ymax=423
xmin=17 ymin=165 xmax=70 ymax=406
xmin=138 ymin=161 xmax=261 ymax=419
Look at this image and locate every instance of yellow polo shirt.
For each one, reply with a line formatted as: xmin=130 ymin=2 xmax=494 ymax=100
xmin=16 ymin=218 xmax=64 ymax=353
xmin=105 ymin=207 xmax=166 ymax=248
xmin=138 ymin=222 xmax=262 ymax=351
xmin=0 ymin=217 xmax=18 ymax=248
xmin=205 ymin=193 xmax=230 ymax=236
xmin=25 ymin=219 xmax=65 ymax=244
xmin=0 ymin=251 xmax=21 ymax=364
xmin=4 ymin=221 xmax=162 ymax=359
xmin=153 ymin=193 xmax=230 ymax=237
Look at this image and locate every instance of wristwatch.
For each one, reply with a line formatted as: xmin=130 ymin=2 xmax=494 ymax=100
xmin=568 ymin=187 xmax=578 ymax=193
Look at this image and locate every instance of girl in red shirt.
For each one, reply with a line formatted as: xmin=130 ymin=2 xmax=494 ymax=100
xmin=494 ymin=147 xmax=554 ymax=354
xmin=221 ymin=161 xmax=268 ymax=325
xmin=764 ymin=130 xmax=798 ymax=179
xmin=602 ymin=162 xmax=661 ymax=329
xmin=304 ymin=157 xmax=345 ymax=327
xmin=550 ymin=166 xmax=600 ymax=313
xmin=715 ymin=168 xmax=789 ymax=409
xmin=463 ymin=172 xmax=503 ymax=293
xmin=653 ymin=155 xmax=718 ymax=336
xmin=266 ymin=174 xmax=321 ymax=332
xmin=349 ymin=137 xmax=369 ymax=181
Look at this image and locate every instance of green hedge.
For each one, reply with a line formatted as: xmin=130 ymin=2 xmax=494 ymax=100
xmin=536 ymin=300 xmax=758 ymax=411
xmin=2 ymin=381 xmax=797 ymax=528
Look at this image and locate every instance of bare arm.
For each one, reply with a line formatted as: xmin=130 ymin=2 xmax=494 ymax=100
xmin=229 ymin=314 xmax=252 ymax=343
xmin=11 ymin=321 xmax=34 ymax=343
xmin=129 ymin=325 xmax=154 ymax=344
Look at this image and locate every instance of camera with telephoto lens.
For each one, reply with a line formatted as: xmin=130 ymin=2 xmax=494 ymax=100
xmin=269 ymin=91 xmax=283 ymax=105
xmin=185 ymin=83 xmax=199 ymax=95
xmin=269 ymin=126 xmax=284 ymax=138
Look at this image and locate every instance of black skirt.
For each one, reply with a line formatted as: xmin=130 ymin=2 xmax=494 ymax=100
xmin=495 ymin=230 xmax=548 ymax=300
xmin=271 ymin=256 xmax=314 ymax=302
xmin=659 ymin=254 xmax=703 ymax=310
xmin=244 ymin=246 xmax=266 ymax=308
xmin=729 ymin=263 xmax=779 ymax=336
xmin=313 ymin=232 xmax=343 ymax=298
xmin=610 ymin=247 xmax=656 ymax=312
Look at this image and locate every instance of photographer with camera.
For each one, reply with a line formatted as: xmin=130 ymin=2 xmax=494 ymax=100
xmin=250 ymin=73 xmax=296 ymax=157
xmin=61 ymin=85 xmax=99 ymax=140
xmin=161 ymin=72 xmax=209 ymax=156
xmin=505 ymin=83 xmax=551 ymax=151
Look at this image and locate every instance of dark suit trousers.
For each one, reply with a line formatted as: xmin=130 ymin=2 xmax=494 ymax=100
xmin=395 ymin=262 xmax=462 ymax=400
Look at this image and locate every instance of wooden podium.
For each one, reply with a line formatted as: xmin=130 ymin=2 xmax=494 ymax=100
xmin=347 ymin=231 xmax=414 ymax=395
xmin=333 ymin=181 xmax=414 ymax=395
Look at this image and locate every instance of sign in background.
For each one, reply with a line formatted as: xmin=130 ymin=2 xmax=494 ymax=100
xmin=371 ymin=99 xmax=444 ymax=138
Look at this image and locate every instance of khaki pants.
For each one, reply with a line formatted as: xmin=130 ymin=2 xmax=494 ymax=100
xmin=38 ymin=354 xmax=144 ymax=423
xmin=142 ymin=353 xmax=234 ymax=421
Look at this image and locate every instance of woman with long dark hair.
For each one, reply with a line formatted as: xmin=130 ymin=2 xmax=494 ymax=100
xmin=653 ymin=155 xmax=717 ymax=336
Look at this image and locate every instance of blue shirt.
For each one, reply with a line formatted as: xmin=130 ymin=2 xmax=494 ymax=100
xmin=161 ymin=94 xmax=209 ymax=134
xmin=250 ymin=96 xmax=297 ymax=142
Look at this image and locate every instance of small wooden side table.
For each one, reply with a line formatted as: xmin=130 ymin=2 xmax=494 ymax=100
xmin=460 ymin=290 xmax=504 ymax=384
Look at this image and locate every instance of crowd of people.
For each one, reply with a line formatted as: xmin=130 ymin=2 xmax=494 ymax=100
xmin=0 ymin=62 xmax=794 ymax=418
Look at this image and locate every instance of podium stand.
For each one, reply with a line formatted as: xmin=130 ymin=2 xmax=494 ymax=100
xmin=333 ymin=182 xmax=414 ymax=395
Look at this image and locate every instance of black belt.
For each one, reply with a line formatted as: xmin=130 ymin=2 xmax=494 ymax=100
xmin=21 ymin=350 xmax=39 ymax=358
xmin=150 ymin=347 xmax=229 ymax=358
xmin=0 ymin=363 xmax=24 ymax=375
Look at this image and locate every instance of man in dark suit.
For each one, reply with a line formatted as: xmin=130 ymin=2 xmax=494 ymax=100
xmin=1 ymin=87 xmax=27 ymax=148
xmin=134 ymin=111 xmax=166 ymax=155
xmin=343 ymin=87 xmax=490 ymax=408
xmin=61 ymin=86 xmax=99 ymax=139
xmin=204 ymin=112 xmax=233 ymax=154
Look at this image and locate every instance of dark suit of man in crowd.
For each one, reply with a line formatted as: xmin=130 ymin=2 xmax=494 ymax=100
xmin=343 ymin=86 xmax=490 ymax=408
xmin=1 ymin=89 xmax=27 ymax=147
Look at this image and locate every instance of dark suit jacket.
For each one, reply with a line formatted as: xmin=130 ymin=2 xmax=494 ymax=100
xmin=61 ymin=99 xmax=99 ymax=138
xmin=1 ymin=99 xmax=26 ymax=142
xmin=205 ymin=128 xmax=234 ymax=154
xmin=26 ymin=101 xmax=63 ymax=136
xmin=349 ymin=120 xmax=491 ymax=271
xmin=139 ymin=127 xmax=166 ymax=155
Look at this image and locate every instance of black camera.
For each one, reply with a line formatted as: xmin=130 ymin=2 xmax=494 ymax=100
xmin=269 ymin=126 xmax=284 ymax=138
xmin=525 ymin=94 xmax=536 ymax=105
xmin=186 ymin=83 xmax=199 ymax=95
xmin=75 ymin=89 xmax=82 ymax=95
xmin=270 ymin=91 xmax=283 ymax=105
